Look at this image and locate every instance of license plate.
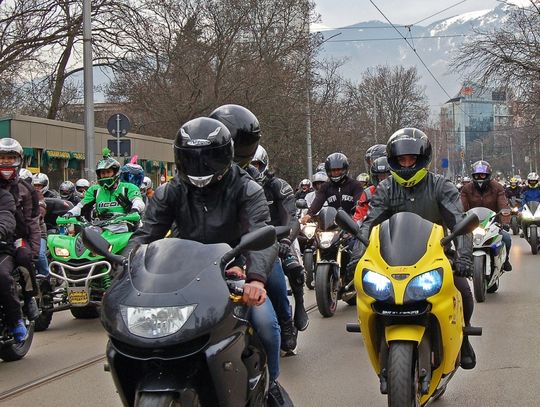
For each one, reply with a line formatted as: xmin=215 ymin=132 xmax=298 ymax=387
xmin=68 ymin=287 xmax=89 ymax=306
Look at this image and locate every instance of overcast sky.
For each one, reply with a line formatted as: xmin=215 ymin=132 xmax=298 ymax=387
xmin=313 ymin=0 xmax=514 ymax=28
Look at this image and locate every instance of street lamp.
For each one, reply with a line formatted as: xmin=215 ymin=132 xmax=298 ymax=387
xmin=473 ymin=139 xmax=484 ymax=161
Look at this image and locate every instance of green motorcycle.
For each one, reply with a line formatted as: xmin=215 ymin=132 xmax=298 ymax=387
xmin=46 ymin=212 xmax=140 ymax=320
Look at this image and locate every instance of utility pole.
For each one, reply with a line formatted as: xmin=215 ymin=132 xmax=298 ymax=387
xmin=510 ymin=136 xmax=515 ymax=175
xmin=83 ymin=0 xmax=95 ymax=181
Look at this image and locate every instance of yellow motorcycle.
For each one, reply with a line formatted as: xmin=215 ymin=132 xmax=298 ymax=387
xmin=336 ymin=210 xmax=481 ymax=406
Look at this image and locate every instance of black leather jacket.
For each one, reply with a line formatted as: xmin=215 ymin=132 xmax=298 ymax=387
xmin=359 ymin=172 xmax=472 ymax=258
xmin=127 ymin=165 xmax=277 ymax=284
xmin=262 ymin=175 xmax=299 ymax=241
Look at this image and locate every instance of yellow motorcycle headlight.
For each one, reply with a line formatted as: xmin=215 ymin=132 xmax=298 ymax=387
xmin=404 ymin=268 xmax=443 ymax=303
xmin=54 ymin=247 xmax=70 ymax=257
xmin=362 ymin=269 xmax=394 ymax=301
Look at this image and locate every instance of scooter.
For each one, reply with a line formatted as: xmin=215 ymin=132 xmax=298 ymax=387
xmin=467 ymin=207 xmax=507 ymax=303
xmin=81 ymin=225 xmax=278 ymax=407
xmin=336 ymin=210 xmax=481 ymax=407
xmin=313 ymin=206 xmax=355 ymax=318
xmin=47 ymin=212 xmax=140 ymax=320
xmin=521 ymin=201 xmax=540 ymax=255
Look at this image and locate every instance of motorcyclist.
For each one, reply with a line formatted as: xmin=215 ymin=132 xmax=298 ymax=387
xmin=75 ymin=178 xmax=90 ymax=195
xmin=210 ymin=104 xmax=302 ymax=356
xmin=252 ymin=145 xmax=309 ymax=342
xmin=0 ymin=187 xmax=27 ymax=342
xmin=124 ymin=117 xmax=293 ymax=407
xmin=304 ymin=171 xmax=328 ymax=209
xmin=59 ymin=180 xmax=81 ymax=205
xmin=355 ymin=173 xmax=369 ymax=189
xmin=66 ymin=149 xmax=145 ymax=219
xmin=295 ymin=179 xmax=312 ymax=199
xmin=140 ymin=176 xmax=154 ymax=203
xmin=120 ymin=156 xmax=145 ymax=188
xmin=506 ymin=177 xmax=522 ymax=199
xmin=32 ymin=173 xmax=60 ymax=198
xmin=352 ymin=128 xmax=477 ymax=370
xmin=461 ymin=160 xmax=512 ymax=271
xmin=364 ymin=144 xmax=387 ymax=174
xmin=0 ymin=138 xmax=40 ymax=322
xmin=353 ymin=156 xmax=390 ymax=222
xmin=520 ymin=172 xmax=540 ymax=237
xmin=300 ymin=152 xmax=364 ymax=224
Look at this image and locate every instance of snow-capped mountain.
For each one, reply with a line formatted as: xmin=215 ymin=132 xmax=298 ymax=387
xmin=315 ymin=3 xmax=514 ymax=109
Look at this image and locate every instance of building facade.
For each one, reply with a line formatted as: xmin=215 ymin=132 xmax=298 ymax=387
xmin=0 ymin=115 xmax=174 ymax=189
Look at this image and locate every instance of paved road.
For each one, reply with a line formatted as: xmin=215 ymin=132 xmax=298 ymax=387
xmin=2 ymin=235 xmax=540 ymax=406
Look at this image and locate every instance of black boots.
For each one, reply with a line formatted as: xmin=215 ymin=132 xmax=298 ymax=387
xmin=460 ymin=336 xmax=476 ymax=370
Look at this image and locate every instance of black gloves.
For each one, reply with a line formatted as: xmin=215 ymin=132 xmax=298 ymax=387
xmin=454 ymin=256 xmax=473 ymax=277
xmin=116 ymin=193 xmax=132 ymax=212
xmin=278 ymin=238 xmax=291 ymax=258
xmin=501 ymin=224 xmax=510 ymax=232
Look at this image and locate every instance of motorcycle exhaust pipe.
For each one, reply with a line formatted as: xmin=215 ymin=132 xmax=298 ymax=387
xmin=463 ymin=326 xmax=482 ymax=336
xmin=346 ymin=323 xmax=361 ymax=333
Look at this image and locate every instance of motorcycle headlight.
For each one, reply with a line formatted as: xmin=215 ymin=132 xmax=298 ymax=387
xmin=522 ymin=211 xmax=533 ymax=220
xmin=303 ymin=224 xmax=317 ymax=239
xmin=319 ymin=231 xmax=338 ymax=249
xmin=404 ymin=269 xmax=443 ymax=303
xmin=54 ymin=247 xmax=70 ymax=257
xmin=123 ymin=305 xmax=197 ymax=338
xmin=362 ymin=270 xmax=394 ymax=301
xmin=472 ymin=227 xmax=486 ymax=236
xmin=512 ymin=207 xmax=519 ymax=213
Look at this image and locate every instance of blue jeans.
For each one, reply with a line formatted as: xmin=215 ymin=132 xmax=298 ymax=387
xmin=249 ymin=297 xmax=280 ymax=381
xmin=501 ymin=230 xmax=511 ymax=261
xmin=265 ymin=259 xmax=292 ymax=324
xmin=36 ymin=238 xmax=49 ymax=276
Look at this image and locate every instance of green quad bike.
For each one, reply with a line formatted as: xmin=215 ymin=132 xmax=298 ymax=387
xmin=46 ymin=212 xmax=140 ymax=320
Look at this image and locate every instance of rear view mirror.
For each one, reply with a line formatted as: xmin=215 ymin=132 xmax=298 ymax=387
xmin=81 ymin=227 xmax=126 ymax=265
xmin=441 ymin=213 xmax=479 ymax=246
xmin=295 ymin=199 xmax=308 ymax=209
xmin=334 ymin=209 xmax=369 ymax=247
xmin=221 ymin=225 xmax=277 ymax=266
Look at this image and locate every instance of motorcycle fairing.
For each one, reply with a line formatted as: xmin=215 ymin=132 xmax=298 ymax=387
xmin=316 ymin=206 xmax=338 ymax=231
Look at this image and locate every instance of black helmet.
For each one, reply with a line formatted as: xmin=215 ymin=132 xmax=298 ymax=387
xmin=370 ymin=156 xmax=390 ymax=186
xmin=209 ymin=104 xmax=261 ymax=168
xmin=174 ymin=117 xmax=233 ymax=188
xmin=471 ymin=160 xmax=492 ymax=190
xmin=386 ymin=128 xmax=432 ymax=187
xmin=364 ymin=144 xmax=387 ymax=173
xmin=325 ymin=153 xmax=349 ymax=184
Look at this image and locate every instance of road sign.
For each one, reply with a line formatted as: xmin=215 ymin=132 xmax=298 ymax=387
xmin=441 ymin=158 xmax=449 ymax=169
xmin=107 ymin=139 xmax=131 ymax=157
xmin=107 ymin=113 xmax=131 ymax=137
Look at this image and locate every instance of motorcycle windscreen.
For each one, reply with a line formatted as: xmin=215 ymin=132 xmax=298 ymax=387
xmin=317 ymin=206 xmax=338 ymax=231
xmin=379 ymin=212 xmax=434 ymax=266
xmin=466 ymin=207 xmax=495 ymax=226
xmin=129 ymin=238 xmax=232 ymax=294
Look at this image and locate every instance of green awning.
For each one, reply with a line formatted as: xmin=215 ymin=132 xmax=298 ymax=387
xmin=23 ymin=147 xmax=35 ymax=157
xmin=43 ymin=150 xmax=71 ymax=160
xmin=71 ymin=152 xmax=85 ymax=161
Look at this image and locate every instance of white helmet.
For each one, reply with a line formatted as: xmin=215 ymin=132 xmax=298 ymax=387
xmin=0 ymin=138 xmax=23 ymax=181
xmin=75 ymin=178 xmax=90 ymax=193
xmin=311 ymin=171 xmax=328 ymax=184
xmin=527 ymin=172 xmax=539 ymax=188
xmin=19 ymin=168 xmax=33 ymax=181
xmin=32 ymin=173 xmax=50 ymax=193
xmin=141 ymin=176 xmax=153 ymax=192
xmin=356 ymin=173 xmax=369 ymax=183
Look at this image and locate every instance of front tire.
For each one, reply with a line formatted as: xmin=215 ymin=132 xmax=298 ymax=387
xmin=136 ymin=390 xmax=200 ymax=407
xmin=473 ymin=256 xmax=487 ymax=303
xmin=70 ymin=306 xmax=100 ymax=319
xmin=388 ymin=341 xmax=420 ymax=407
xmin=0 ymin=321 xmax=34 ymax=362
xmin=35 ymin=279 xmax=53 ymax=331
xmin=315 ymin=264 xmax=338 ymax=317
xmin=304 ymin=251 xmax=315 ymax=290
xmin=530 ymin=225 xmax=538 ymax=255
xmin=510 ymin=216 xmax=519 ymax=235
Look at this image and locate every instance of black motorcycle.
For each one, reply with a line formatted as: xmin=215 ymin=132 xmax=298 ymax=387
xmin=509 ymin=196 xmax=521 ymax=235
xmin=312 ymin=207 xmax=355 ymax=318
xmin=0 ymin=266 xmax=35 ymax=362
xmin=82 ymin=226 xmax=278 ymax=407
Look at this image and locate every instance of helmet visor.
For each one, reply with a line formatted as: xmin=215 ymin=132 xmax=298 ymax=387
xmin=176 ymin=143 xmax=232 ymax=178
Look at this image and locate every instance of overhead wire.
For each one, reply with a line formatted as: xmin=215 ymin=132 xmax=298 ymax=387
xmin=410 ymin=0 xmax=469 ymax=26
xmin=325 ymin=34 xmax=465 ymax=42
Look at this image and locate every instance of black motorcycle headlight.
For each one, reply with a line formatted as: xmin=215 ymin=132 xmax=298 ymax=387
xmin=362 ymin=269 xmax=394 ymax=301
xmin=404 ymin=268 xmax=443 ymax=303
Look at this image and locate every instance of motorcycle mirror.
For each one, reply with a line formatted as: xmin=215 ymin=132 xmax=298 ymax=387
xmin=275 ymin=225 xmax=291 ymax=240
xmin=440 ymin=213 xmax=479 ymax=246
xmin=334 ymin=209 xmax=369 ymax=247
xmin=222 ymin=225 xmax=277 ymax=266
xmin=295 ymin=199 xmax=308 ymax=209
xmin=81 ymin=227 xmax=126 ymax=265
